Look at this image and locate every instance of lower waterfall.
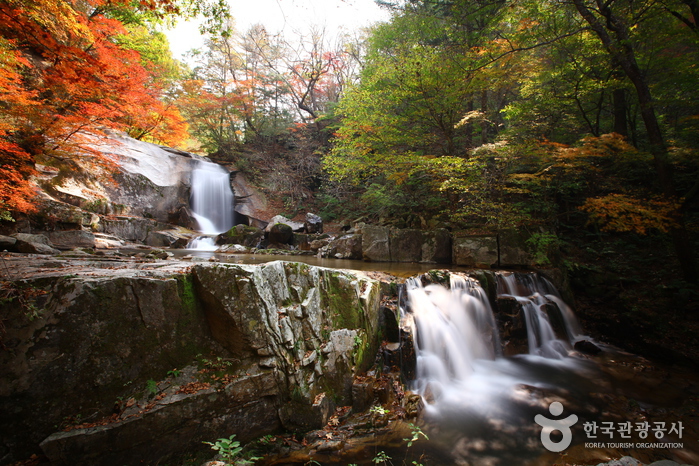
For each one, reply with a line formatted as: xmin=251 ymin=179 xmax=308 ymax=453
xmin=403 ymin=272 xmax=593 ymax=424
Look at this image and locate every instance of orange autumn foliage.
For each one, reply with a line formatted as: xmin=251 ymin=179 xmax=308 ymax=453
xmin=580 ymin=194 xmax=680 ymax=235
xmin=0 ymin=0 xmax=188 ymax=217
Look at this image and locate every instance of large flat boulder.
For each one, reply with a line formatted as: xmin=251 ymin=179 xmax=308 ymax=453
xmin=390 ymin=228 xmax=423 ymax=262
xmin=421 ymin=228 xmax=452 ymax=263
xmin=452 ymin=235 xmax=498 ymax=267
xmin=46 ymin=230 xmax=96 ymax=250
xmin=361 ymin=225 xmax=391 ymax=262
xmin=11 ymin=233 xmax=61 ymax=255
xmin=0 ymin=259 xmax=383 ymax=464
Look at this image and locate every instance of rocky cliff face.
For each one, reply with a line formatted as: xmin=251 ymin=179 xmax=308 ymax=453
xmin=0 ymin=258 xmax=381 ymax=465
xmin=37 ymin=132 xmax=199 ymax=226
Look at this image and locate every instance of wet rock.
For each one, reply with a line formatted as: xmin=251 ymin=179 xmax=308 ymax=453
xmin=280 ymin=393 xmax=334 ymax=432
xmin=169 ymin=205 xmax=197 ymax=230
xmin=268 ymin=223 xmax=294 ymax=245
xmin=217 ymin=224 xmax=264 ymax=248
xmin=544 ymin=301 xmax=568 ymax=339
xmin=381 ymin=333 xmax=416 ymax=379
xmin=380 ymin=305 xmax=400 ymax=343
xmin=452 ymin=235 xmax=498 ymax=267
xmin=11 ymin=233 xmax=61 ymax=255
xmin=495 ymin=297 xmax=527 ymax=336
xmin=574 ymin=339 xmax=602 ymax=355
xmin=315 ymin=439 xmax=345 ymax=452
xmin=494 ymin=296 xmax=529 ymax=355
xmin=144 ymin=229 xmax=191 ymax=248
xmin=218 ymin=244 xmax=250 ymax=253
xmin=352 ymin=379 xmax=375 ymax=413
xmin=403 ymin=392 xmax=422 ymax=418
xmin=304 ymin=212 xmax=323 ymax=234
xmin=147 ymin=249 xmax=170 ymax=260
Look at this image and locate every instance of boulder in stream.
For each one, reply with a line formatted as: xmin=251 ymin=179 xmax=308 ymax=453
xmin=304 ymin=212 xmax=323 ymax=234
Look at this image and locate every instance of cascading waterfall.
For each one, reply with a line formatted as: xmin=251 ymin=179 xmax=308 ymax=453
xmin=405 ymin=272 xmax=587 ymax=419
xmin=496 ymin=271 xmax=582 ymax=358
xmin=187 ymin=160 xmax=235 ymax=250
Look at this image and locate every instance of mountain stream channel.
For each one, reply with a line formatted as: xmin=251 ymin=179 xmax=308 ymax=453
xmin=3 ymin=249 xmax=697 ymax=466
xmin=161 ymin=250 xmax=699 ymax=465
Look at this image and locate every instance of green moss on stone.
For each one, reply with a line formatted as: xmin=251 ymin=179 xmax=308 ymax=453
xmin=323 ymin=272 xmax=362 ymax=330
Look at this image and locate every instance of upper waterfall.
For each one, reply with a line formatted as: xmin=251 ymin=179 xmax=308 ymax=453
xmin=190 ymin=160 xmax=235 ymax=235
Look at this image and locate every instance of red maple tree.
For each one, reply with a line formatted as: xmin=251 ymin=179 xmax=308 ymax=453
xmin=0 ymin=0 xmax=188 ymax=219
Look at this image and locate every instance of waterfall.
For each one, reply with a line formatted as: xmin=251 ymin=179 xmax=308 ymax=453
xmin=188 ymin=160 xmax=235 ymax=249
xmin=496 ymin=272 xmax=582 ymax=357
xmin=404 ymin=275 xmax=501 ymax=412
xmin=405 ymin=272 xmax=585 ymax=417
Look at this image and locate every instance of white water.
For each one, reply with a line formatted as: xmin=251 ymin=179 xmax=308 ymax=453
xmin=496 ymin=272 xmax=582 ymax=357
xmin=186 ymin=236 xmax=218 ymax=251
xmin=406 ymin=272 xmax=588 ymax=419
xmin=187 ymin=160 xmax=235 ymax=250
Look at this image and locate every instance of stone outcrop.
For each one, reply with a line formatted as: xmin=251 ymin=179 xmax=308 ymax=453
xmin=229 ymin=170 xmax=269 ymax=229
xmin=0 ymin=258 xmax=381 ymax=465
xmin=358 ymin=225 xmax=452 ymax=264
xmin=452 ymin=235 xmax=499 ymax=267
xmin=46 ymin=230 xmax=96 ymax=250
xmin=361 ymin=225 xmax=391 ymax=262
xmin=267 ymin=223 xmax=294 ymax=246
xmin=325 ymin=234 xmax=363 ymax=260
xmin=144 ymin=228 xmax=193 ymax=248
xmin=192 ymin=262 xmax=381 ymax=431
xmin=97 ymin=216 xmax=173 ymax=243
xmin=36 ymin=132 xmax=199 ymax=225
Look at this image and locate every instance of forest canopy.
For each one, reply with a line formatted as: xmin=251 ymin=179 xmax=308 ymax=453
xmin=1 ymin=0 xmax=698 ymax=279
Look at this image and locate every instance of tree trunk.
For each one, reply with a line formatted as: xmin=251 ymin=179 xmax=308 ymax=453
xmin=612 ymin=88 xmax=628 ymax=137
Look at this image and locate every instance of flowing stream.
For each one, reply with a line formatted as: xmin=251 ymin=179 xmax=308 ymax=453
xmin=400 ymin=272 xmax=601 ymax=463
xmin=187 ymin=160 xmax=235 ymax=250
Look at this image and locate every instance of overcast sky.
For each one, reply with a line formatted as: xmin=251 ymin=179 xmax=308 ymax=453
xmin=165 ymin=0 xmax=392 ymax=60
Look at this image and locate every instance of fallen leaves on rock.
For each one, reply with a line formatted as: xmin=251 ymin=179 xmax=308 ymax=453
xmin=176 ymin=381 xmax=211 ymax=394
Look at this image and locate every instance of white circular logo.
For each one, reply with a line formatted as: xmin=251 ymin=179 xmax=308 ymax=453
xmin=534 ymin=401 xmax=578 ymax=452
